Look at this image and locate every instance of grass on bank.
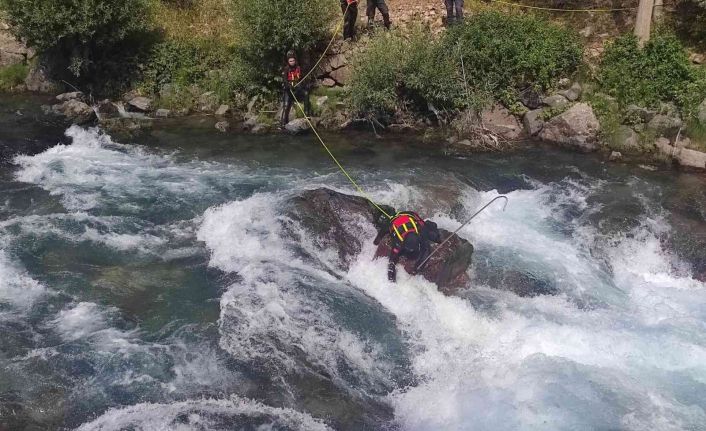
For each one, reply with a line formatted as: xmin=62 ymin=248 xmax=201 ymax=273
xmin=0 ymin=62 xmax=28 ymax=91
xmin=153 ymin=0 xmax=235 ymax=44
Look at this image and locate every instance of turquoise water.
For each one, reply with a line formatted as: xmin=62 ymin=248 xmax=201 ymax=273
xmin=1 ymin=117 xmax=706 ymax=430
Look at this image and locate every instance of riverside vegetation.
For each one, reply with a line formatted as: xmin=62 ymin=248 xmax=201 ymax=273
xmin=1 ymin=0 xmax=706 ymax=168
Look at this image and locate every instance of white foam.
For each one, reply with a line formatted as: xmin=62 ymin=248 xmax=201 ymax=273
xmin=53 ymin=302 xmax=140 ymax=353
xmin=340 ymin=180 xmax=706 ymax=430
xmin=74 ymin=396 xmax=332 ymax=431
xmin=13 ymin=126 xmax=248 ymax=212
xmin=198 ymin=193 xmax=395 ymax=390
xmin=0 ymin=249 xmax=46 ymax=309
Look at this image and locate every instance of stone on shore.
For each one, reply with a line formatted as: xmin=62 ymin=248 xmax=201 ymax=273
xmin=523 ymin=109 xmax=544 ymax=136
xmin=284 ymin=118 xmax=310 ymax=134
xmin=127 ymin=96 xmax=153 ymax=112
xmin=538 ymin=103 xmax=600 ymax=152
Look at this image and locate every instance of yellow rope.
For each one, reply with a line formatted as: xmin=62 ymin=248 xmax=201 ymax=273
xmin=289 ymin=89 xmax=393 ymax=220
xmin=489 ymin=0 xmax=637 ymax=12
xmin=293 ymin=2 xmax=350 ymax=89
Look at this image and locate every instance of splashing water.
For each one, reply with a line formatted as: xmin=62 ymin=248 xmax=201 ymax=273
xmin=1 ymin=124 xmax=705 ymax=430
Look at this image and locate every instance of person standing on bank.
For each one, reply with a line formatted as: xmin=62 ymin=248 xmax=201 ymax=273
xmin=444 ymin=0 xmax=464 ymax=25
xmin=280 ymin=51 xmax=312 ymax=128
xmin=340 ymin=0 xmax=359 ymax=40
xmin=367 ymin=0 xmax=391 ymax=30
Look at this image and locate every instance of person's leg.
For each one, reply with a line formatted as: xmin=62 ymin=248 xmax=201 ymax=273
xmin=341 ymin=1 xmax=355 ymax=39
xmin=377 ymin=0 xmax=391 ymax=28
xmin=281 ymin=91 xmax=293 ymax=126
xmin=455 ymin=0 xmax=464 ymax=22
xmin=444 ymin=0 xmax=455 ymax=24
xmin=366 ymin=0 xmax=376 ymax=28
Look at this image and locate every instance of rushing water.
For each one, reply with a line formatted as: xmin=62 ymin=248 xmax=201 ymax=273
xmin=1 ymin=111 xmax=706 ymax=430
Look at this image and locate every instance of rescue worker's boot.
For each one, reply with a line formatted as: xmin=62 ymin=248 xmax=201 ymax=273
xmin=367 ymin=17 xmax=374 ymax=30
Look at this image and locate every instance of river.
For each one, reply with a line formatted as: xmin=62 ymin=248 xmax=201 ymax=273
xmin=1 ymin=96 xmax=706 ymax=430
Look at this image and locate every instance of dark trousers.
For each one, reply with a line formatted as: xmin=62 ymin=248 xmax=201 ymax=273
xmin=340 ymin=1 xmax=358 ymax=40
xmin=444 ymin=0 xmax=464 ymax=23
xmin=281 ymin=88 xmax=311 ymax=126
xmin=367 ymin=0 xmax=390 ymax=28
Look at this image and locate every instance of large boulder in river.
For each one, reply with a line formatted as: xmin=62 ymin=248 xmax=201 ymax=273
xmin=539 ymin=103 xmax=600 ymax=152
xmin=286 ymin=188 xmax=474 ymax=294
xmin=51 ymin=99 xmax=96 ymax=123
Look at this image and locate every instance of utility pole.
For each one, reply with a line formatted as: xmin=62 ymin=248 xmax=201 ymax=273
xmin=634 ymin=0 xmax=655 ymax=46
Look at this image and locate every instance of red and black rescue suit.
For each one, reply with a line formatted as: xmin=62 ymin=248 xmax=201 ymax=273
xmin=374 ymin=211 xmax=442 ymax=282
xmin=281 ymin=62 xmax=312 ymax=127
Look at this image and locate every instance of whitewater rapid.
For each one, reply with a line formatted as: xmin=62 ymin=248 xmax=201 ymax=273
xmin=1 ymin=126 xmax=705 ymax=430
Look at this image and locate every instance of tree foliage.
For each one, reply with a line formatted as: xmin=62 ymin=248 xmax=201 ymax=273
xmin=0 ymin=0 xmax=153 ymax=94
xmin=231 ymin=0 xmax=338 ymax=88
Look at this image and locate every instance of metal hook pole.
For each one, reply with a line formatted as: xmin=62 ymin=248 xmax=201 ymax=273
xmin=415 ymin=196 xmax=509 ymax=272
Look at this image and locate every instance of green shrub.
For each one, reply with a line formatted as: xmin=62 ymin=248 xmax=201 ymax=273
xmin=0 ymin=63 xmax=28 ymax=91
xmin=598 ymin=32 xmax=706 ymax=115
xmin=230 ymin=0 xmax=338 ymax=88
xmin=0 ymin=0 xmax=153 ymax=95
xmin=141 ymin=38 xmax=257 ymax=107
xmin=443 ymin=11 xmax=582 ymax=105
xmin=348 ymin=27 xmax=462 ymax=116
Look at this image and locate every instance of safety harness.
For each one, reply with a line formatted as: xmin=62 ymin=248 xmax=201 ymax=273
xmin=391 ymin=212 xmax=424 ymax=242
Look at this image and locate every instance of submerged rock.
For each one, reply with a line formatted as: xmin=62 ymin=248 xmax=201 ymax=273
xmin=286 ymin=188 xmax=474 ymax=294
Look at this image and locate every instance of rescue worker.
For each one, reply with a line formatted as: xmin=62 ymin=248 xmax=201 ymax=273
xmin=280 ymin=50 xmax=311 ymax=128
xmin=366 ymin=0 xmax=391 ymax=30
xmin=340 ymin=0 xmax=359 ymax=40
xmin=374 ymin=211 xmax=442 ymax=282
xmin=444 ymin=0 xmax=464 ymax=25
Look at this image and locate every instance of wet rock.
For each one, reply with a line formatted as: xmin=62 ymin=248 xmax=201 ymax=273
xmin=287 ymin=188 xmax=474 ymax=294
xmin=100 ymin=117 xmax=151 ymax=136
xmin=215 ymin=120 xmax=230 ymax=133
xmin=539 ymin=103 xmax=601 ymax=152
xmin=128 ymin=96 xmax=152 ymax=112
xmin=56 ymin=91 xmax=84 ymax=102
xmin=284 ymin=118 xmax=310 ymax=134
xmin=95 ymin=99 xmax=119 ymax=118
xmin=609 ymin=151 xmax=623 ymax=161
xmin=51 ymin=99 xmax=95 ymax=123
xmin=542 ymin=94 xmax=570 ymax=109
xmin=481 ymin=104 xmax=523 ymax=140
xmin=523 ymin=109 xmax=544 ymax=136
xmin=558 ymin=82 xmax=582 ymax=102
xmin=647 ymin=114 xmax=683 ymax=137
xmin=155 ymin=108 xmax=171 ymax=118
xmin=215 ymin=104 xmax=230 ymax=116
